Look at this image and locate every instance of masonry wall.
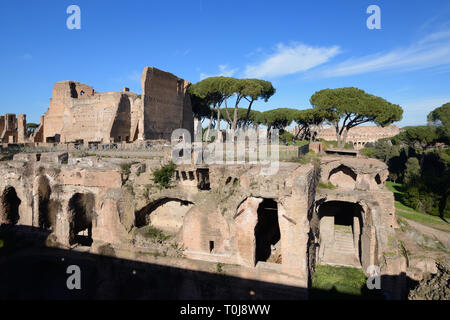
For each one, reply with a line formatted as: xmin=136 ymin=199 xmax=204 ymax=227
xmin=42 ymin=81 xmax=138 ymax=143
xmin=0 ymin=114 xmax=26 ymax=143
xmin=0 ymin=154 xmax=406 ymax=299
xmin=40 ymin=67 xmax=194 ymax=144
xmin=141 ymin=67 xmax=193 ymax=140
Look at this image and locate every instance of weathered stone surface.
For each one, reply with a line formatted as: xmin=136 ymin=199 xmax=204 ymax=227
xmin=33 ymin=66 xmax=193 ymax=144
xmin=0 ymin=113 xmax=27 ymax=143
xmin=312 ymin=125 xmax=400 ymax=149
xmin=408 ymin=262 xmax=450 ymax=300
xmin=0 ymin=152 xmax=409 ymax=299
xmin=141 ymin=67 xmax=193 ymax=140
xmin=320 ymin=156 xmax=388 ymax=191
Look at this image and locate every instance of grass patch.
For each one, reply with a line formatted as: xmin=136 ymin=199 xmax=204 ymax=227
xmin=334 ymin=224 xmax=352 ymax=233
xmin=318 ymin=181 xmax=336 ymax=190
xmin=139 ymin=226 xmax=171 ymax=242
xmin=320 ymin=139 xmax=354 ymax=150
xmin=311 ymin=265 xmax=368 ymax=298
xmin=294 ymin=140 xmax=310 ymax=146
xmin=386 ymin=181 xmax=449 ymax=227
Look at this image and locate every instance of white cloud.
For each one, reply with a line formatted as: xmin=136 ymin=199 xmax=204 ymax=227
xmin=200 ymin=64 xmax=238 ymax=80
xmin=314 ymin=30 xmax=450 ymax=78
xmin=243 ymin=43 xmax=341 ymax=78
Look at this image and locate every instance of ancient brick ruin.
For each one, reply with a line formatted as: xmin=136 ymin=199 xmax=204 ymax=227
xmin=0 ymin=66 xmax=411 ymax=299
xmin=0 ymin=149 xmax=407 ymax=299
xmin=0 ymin=114 xmax=26 ymax=144
xmin=18 ymin=67 xmax=193 ymax=145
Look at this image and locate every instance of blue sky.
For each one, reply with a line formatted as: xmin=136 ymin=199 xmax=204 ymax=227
xmin=0 ymin=0 xmax=449 ymax=126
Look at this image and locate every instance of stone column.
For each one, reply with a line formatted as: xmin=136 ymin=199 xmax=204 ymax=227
xmin=353 ymin=215 xmax=361 ymax=257
xmin=17 ymin=114 xmax=26 ymax=143
xmin=55 ymin=198 xmax=71 ymax=247
xmin=319 ymin=215 xmax=334 ymax=261
xmin=278 ymin=195 xmax=309 ymax=287
xmin=235 ymin=197 xmax=262 ymax=267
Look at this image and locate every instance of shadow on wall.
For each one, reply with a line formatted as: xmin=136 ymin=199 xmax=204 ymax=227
xmin=255 ymin=198 xmax=280 ymax=264
xmin=0 ymin=187 xmax=21 ymax=225
xmin=134 ymin=198 xmax=194 ymax=228
xmin=68 ymin=193 xmax=95 ymax=247
xmin=0 ymin=225 xmax=413 ymax=300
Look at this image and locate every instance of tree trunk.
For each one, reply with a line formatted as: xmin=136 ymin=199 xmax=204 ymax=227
xmin=335 ymin=123 xmax=342 ymax=148
xmin=308 ymin=126 xmax=313 ymax=143
xmin=205 ymin=112 xmax=215 ymax=142
xmin=294 ymin=126 xmax=301 ymax=139
xmin=223 ymin=98 xmax=232 ymax=126
xmin=340 ymin=127 xmax=349 ymax=148
xmin=194 ymin=117 xmax=200 ymax=136
xmin=244 ymin=100 xmax=254 ymax=129
xmin=232 ymin=106 xmax=238 ymax=133
xmin=232 ymin=96 xmax=242 ymax=135
xmin=216 ymin=107 xmax=221 ymax=131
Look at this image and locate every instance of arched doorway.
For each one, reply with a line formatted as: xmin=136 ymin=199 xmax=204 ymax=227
xmin=0 ymin=187 xmax=21 ymax=225
xmin=254 ymin=198 xmax=281 ymax=265
xmin=328 ymin=165 xmax=357 ymax=189
xmin=316 ymin=200 xmax=363 ymax=268
xmin=135 ymin=198 xmax=194 ymax=233
xmin=35 ymin=175 xmax=54 ymax=230
xmin=68 ymin=193 xmax=95 ymax=246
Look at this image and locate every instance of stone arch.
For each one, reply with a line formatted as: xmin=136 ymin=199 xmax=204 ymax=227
xmin=68 ymin=192 xmax=95 ymax=246
xmin=255 ymin=198 xmax=280 ymax=264
xmin=135 ymin=198 xmax=194 ymax=233
xmin=34 ymin=175 xmax=56 ymax=230
xmin=235 ymin=197 xmax=281 ymax=267
xmin=315 ymin=200 xmax=364 ymax=268
xmin=0 ymin=186 xmax=21 ymax=225
xmin=328 ymin=164 xmax=357 ymax=189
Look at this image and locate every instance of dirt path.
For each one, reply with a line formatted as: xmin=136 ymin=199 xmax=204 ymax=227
xmin=401 ymin=217 xmax=450 ymax=250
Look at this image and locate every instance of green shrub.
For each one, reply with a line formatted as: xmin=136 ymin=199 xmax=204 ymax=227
xmin=361 ymin=147 xmax=375 ymax=158
xmin=318 ymin=181 xmax=336 ymax=189
xmin=320 ymin=139 xmax=353 ymax=150
xmin=145 ymin=226 xmax=171 ymax=242
xmin=280 ymin=131 xmax=294 ymax=144
xmin=153 ymin=162 xmax=176 ymax=189
xmin=120 ymin=162 xmax=138 ymax=176
xmin=295 ymin=140 xmax=310 ymax=146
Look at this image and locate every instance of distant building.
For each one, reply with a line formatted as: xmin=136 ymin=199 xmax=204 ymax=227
xmin=291 ymin=125 xmax=401 ymax=150
xmin=0 ymin=113 xmax=27 ymax=144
